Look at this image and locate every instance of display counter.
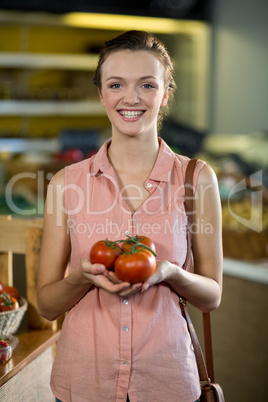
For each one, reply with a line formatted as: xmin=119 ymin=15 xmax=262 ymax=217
xmin=0 ymin=330 xmax=60 ymax=400
xmin=223 ymin=257 xmax=268 ymax=284
xmin=189 ymin=257 xmax=268 ymax=402
xmin=0 ymin=216 xmax=62 ymax=401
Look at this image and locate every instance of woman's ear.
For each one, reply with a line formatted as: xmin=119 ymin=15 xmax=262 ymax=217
xmin=98 ymin=89 xmax=105 ymax=107
xmin=161 ymin=91 xmax=169 ymax=107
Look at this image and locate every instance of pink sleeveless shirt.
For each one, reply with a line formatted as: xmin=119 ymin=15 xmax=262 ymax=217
xmin=50 ymin=138 xmax=205 ymax=402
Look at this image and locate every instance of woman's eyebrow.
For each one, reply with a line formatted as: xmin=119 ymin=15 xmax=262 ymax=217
xmin=139 ymin=76 xmax=158 ymax=81
xmin=105 ymin=76 xmax=122 ymax=82
xmin=105 ymin=75 xmax=157 ymax=82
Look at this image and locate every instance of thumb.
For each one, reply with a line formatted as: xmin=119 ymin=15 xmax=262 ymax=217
xmin=142 ymin=271 xmax=159 ymax=291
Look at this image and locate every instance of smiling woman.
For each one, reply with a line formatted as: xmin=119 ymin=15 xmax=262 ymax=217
xmin=37 ymin=30 xmax=223 ymax=402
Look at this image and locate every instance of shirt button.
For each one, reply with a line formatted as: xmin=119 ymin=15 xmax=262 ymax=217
xmin=123 ymin=361 xmax=128 ymax=366
xmin=123 ymin=326 xmax=129 ymax=332
xmin=146 ymin=182 xmax=152 ymax=188
xmin=125 ymin=230 xmax=130 ymax=235
xmin=124 ymin=299 xmax=128 ymax=305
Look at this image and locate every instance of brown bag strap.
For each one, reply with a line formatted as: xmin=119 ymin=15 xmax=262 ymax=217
xmin=183 ymin=158 xmax=215 ymax=383
xmin=179 ymin=297 xmax=209 ymax=382
xmin=183 ymin=158 xmax=197 ymax=270
xmin=203 ymin=312 xmax=215 ymax=383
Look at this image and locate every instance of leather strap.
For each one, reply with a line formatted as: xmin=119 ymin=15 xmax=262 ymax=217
xmin=183 ymin=158 xmax=215 ymax=383
xmin=179 ymin=297 xmax=209 ymax=381
xmin=183 ymin=158 xmax=197 ymax=270
xmin=203 ymin=312 xmax=215 ymax=383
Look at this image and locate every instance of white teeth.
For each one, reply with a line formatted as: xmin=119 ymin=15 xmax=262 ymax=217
xmin=119 ymin=110 xmax=144 ymax=118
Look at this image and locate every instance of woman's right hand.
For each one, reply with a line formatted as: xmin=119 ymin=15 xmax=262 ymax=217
xmin=80 ymin=259 xmax=142 ymax=295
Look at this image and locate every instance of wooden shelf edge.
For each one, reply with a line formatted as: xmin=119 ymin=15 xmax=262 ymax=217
xmin=0 ymin=52 xmax=98 ymax=70
xmin=0 ymin=329 xmax=60 ymax=387
xmin=0 ymin=100 xmax=105 ymax=116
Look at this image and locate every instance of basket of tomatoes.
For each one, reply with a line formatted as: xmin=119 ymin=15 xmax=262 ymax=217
xmin=0 ymin=283 xmax=28 ymax=336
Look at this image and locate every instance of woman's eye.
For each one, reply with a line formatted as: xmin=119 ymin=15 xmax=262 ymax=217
xmin=110 ymin=83 xmax=121 ymax=89
xmin=142 ymin=84 xmax=154 ymax=89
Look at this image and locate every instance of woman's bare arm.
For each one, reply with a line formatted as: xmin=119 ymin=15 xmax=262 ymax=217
xmin=141 ymin=164 xmax=223 ymax=312
xmin=37 ymin=169 xmax=91 ymax=320
xmin=37 ymin=169 xmax=137 ymax=321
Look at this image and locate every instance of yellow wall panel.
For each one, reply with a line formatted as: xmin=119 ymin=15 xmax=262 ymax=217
xmin=0 ymin=26 xmax=21 ymax=51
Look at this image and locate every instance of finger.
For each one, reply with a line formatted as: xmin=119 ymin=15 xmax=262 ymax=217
xmin=81 ymin=259 xmax=106 ymax=275
xmin=103 ymin=280 xmax=131 ymax=294
xmin=92 ymin=273 xmax=131 ymax=292
xmin=119 ymin=283 xmax=142 ymax=296
xmin=142 ymin=272 xmax=160 ymax=291
xmin=105 ymin=270 xmax=122 ymax=284
xmin=142 ymin=282 xmax=150 ymax=291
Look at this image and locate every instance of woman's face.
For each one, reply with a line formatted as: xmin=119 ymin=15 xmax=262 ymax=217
xmin=98 ymin=50 xmax=169 ymax=138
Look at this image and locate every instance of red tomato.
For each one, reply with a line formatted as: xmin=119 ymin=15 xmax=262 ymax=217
xmin=0 ymin=339 xmax=11 ymax=363
xmin=115 ymin=249 xmax=156 ymax=284
xmin=3 ymin=285 xmax=19 ymax=300
xmin=90 ymin=240 xmax=122 ymax=270
xmin=0 ymin=293 xmax=19 ymax=312
xmin=0 ymin=282 xmax=3 ymax=294
xmin=122 ymin=235 xmax=156 ymax=254
xmin=0 ymin=340 xmax=9 ymax=348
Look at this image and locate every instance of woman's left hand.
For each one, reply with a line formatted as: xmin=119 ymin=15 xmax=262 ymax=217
xmin=141 ymin=260 xmax=174 ymax=291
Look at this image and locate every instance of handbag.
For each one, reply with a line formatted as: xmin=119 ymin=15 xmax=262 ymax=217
xmin=181 ymin=159 xmax=225 ymax=402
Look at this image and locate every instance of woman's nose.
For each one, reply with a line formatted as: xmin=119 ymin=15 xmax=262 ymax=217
xmin=123 ymin=88 xmax=139 ymax=105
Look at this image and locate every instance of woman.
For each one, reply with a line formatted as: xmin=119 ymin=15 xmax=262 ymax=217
xmin=37 ymin=30 xmax=223 ymax=402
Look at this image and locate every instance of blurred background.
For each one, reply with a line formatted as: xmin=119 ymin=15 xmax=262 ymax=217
xmin=0 ymin=0 xmax=267 ymax=401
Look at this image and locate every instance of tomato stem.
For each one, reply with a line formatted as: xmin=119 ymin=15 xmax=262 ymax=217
xmin=105 ymin=235 xmax=157 ymax=256
xmin=130 ymin=242 xmax=157 ymax=256
xmin=104 ymin=239 xmax=122 ymax=249
xmin=1 ymin=292 xmax=15 ymax=308
xmin=112 ymin=235 xmax=138 ymax=245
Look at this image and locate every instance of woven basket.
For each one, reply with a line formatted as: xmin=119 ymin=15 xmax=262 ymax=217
xmin=222 ymin=228 xmax=268 ymax=261
xmin=222 ymin=198 xmax=268 ymax=261
xmin=0 ymin=297 xmax=28 ymax=336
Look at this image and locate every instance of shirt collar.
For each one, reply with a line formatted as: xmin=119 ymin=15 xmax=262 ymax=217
xmin=91 ymin=138 xmax=112 ymax=174
xmin=148 ymin=138 xmax=175 ymax=182
xmin=91 ymin=137 xmax=176 ymax=182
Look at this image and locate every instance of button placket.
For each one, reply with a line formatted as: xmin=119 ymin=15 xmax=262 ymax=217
xmin=116 ymin=297 xmax=132 ymax=399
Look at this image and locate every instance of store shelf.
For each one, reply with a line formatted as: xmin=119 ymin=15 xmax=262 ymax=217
xmin=0 ymin=138 xmax=59 ymax=153
xmin=223 ymin=257 xmax=268 ymax=285
xmin=0 ymin=52 xmax=99 ymax=70
xmin=0 ymin=100 xmax=105 ymax=116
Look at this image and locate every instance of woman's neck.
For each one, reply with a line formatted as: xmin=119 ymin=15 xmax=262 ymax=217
xmin=107 ymin=134 xmax=159 ymax=174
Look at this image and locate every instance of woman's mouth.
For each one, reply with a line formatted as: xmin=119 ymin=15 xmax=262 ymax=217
xmin=118 ymin=110 xmax=145 ymax=120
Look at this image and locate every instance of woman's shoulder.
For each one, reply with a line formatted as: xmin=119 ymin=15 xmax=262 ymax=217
xmin=172 ymin=152 xmax=218 ymax=192
xmin=195 ymin=161 xmax=218 ymax=187
xmin=173 ymin=153 xmax=207 ymax=177
xmin=65 ymin=156 xmax=95 ymax=173
xmin=49 ymin=168 xmax=65 ymax=187
xmin=48 ymin=156 xmax=96 ymax=189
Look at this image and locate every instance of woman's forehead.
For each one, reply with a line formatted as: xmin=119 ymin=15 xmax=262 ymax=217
xmin=102 ymin=50 xmax=165 ymax=79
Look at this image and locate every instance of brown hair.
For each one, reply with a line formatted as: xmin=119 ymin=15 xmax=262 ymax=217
xmin=93 ymin=30 xmax=176 ymax=128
